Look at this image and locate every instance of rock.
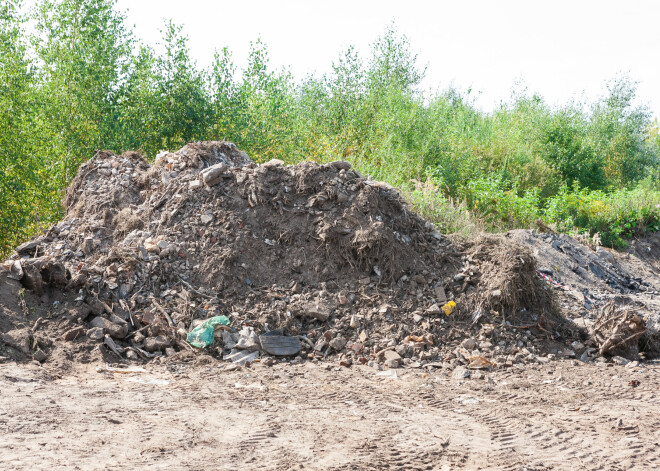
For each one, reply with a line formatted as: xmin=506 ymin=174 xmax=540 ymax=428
xmin=479 ymin=341 xmax=493 ymax=350
xmin=384 ymin=350 xmax=402 ymax=363
xmin=413 ymin=313 xmax=423 ymax=323
xmin=0 ymin=330 xmax=30 ymax=353
xmin=88 ymin=317 xmax=128 ymax=339
xmin=596 ymin=247 xmax=616 ymax=265
xmin=358 ymin=331 xmax=368 ymax=342
xmin=570 ymin=341 xmax=585 ymax=351
xmin=165 ymin=347 xmax=177 ymax=356
xmin=87 ymin=327 xmax=104 ymax=341
xmin=462 ymin=338 xmax=478 ymax=350
xmin=62 ymin=326 xmax=85 ymax=341
xmin=385 ymin=359 xmax=399 ymax=368
xmin=200 ymin=163 xmax=228 ymax=186
xmin=157 ymin=240 xmax=169 ymax=250
xmin=426 ymin=304 xmax=441 ymax=315
xmin=263 ymin=159 xmax=285 ymax=168
xmin=189 ymin=180 xmax=202 ymax=190
xmin=329 ymin=335 xmax=348 ymax=351
xmin=325 ymin=160 xmax=351 ymax=171
xmin=200 ymin=214 xmax=214 ymax=224
xmin=125 ymin=350 xmax=138 ymax=361
xmin=143 ymin=335 xmax=172 ymax=352
xmin=299 ymin=301 xmax=332 ymax=321
xmin=434 ymin=285 xmax=447 ymax=304
xmin=625 ymin=361 xmax=640 ymax=368
xmin=452 ymin=366 xmax=470 ymax=380
xmin=32 ymin=348 xmax=48 ymax=363
xmin=612 ymin=356 xmax=630 ymax=366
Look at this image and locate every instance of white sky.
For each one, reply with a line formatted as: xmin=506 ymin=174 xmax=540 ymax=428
xmin=116 ymin=0 xmax=659 ymax=117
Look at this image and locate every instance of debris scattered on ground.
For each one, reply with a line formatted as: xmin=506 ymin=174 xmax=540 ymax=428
xmin=1 ymin=141 xmax=660 ymax=370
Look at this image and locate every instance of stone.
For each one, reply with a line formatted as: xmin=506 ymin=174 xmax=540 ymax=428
xmin=452 ymin=366 xmax=470 ymax=380
xmin=0 ymin=330 xmax=30 ymax=353
xmin=434 ymin=285 xmax=447 ymax=304
xmin=612 ymin=356 xmax=630 ymax=366
xmin=62 ymin=326 xmax=85 ymax=342
xmin=200 ymin=163 xmax=228 ymax=186
xmin=200 ymin=214 xmax=214 ymax=225
xmin=413 ymin=313 xmax=423 ymax=323
xmin=165 ymin=347 xmax=177 ymax=357
xmin=462 ymin=338 xmax=478 ymax=350
xmin=157 ymin=240 xmax=169 ymax=250
xmin=426 ymin=303 xmax=441 ymax=315
xmin=570 ymin=341 xmax=585 ymax=351
xmin=299 ymin=301 xmax=332 ymax=321
xmin=263 ymin=159 xmax=285 ymax=168
xmin=385 ymin=359 xmax=399 ymax=368
xmin=325 ymin=160 xmax=351 ymax=171
xmin=87 ymin=327 xmax=104 ymax=341
xmin=143 ymin=335 xmax=172 ymax=352
xmin=358 ymin=331 xmax=368 ymax=342
xmin=125 ymin=350 xmax=138 ymax=361
xmin=32 ymin=348 xmax=48 ymax=363
xmin=384 ymin=350 xmax=402 ymax=362
xmin=189 ymin=180 xmax=202 ymax=190
xmin=479 ymin=341 xmax=493 ymax=350
xmin=89 ymin=316 xmax=128 ymax=339
xmin=329 ymin=335 xmax=348 ymax=351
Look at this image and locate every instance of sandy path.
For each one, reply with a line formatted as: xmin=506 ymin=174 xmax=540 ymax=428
xmin=1 ymin=359 xmax=659 ymax=470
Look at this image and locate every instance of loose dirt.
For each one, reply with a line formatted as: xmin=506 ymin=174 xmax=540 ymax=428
xmin=1 ymin=359 xmax=658 ymax=470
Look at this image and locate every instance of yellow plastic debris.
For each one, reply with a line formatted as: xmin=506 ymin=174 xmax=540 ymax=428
xmin=441 ymin=301 xmax=456 ymax=316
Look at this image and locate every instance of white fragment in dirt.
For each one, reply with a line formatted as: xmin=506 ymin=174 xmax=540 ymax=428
xmin=234 ymin=382 xmax=264 ymax=390
xmin=200 ymin=214 xmax=214 ymax=224
xmin=373 ymin=265 xmax=382 ymax=277
xmin=189 ymin=180 xmax=202 ymax=190
xmin=264 ymin=239 xmax=275 ymax=246
xmin=375 ymin=370 xmax=398 ymax=379
xmin=126 ymin=377 xmax=169 ymax=386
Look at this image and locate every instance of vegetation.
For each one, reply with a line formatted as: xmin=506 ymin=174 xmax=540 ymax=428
xmin=2 ymin=0 xmax=659 ymax=256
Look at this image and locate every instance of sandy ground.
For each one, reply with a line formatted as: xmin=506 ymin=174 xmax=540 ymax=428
xmin=1 ymin=359 xmax=658 ymax=470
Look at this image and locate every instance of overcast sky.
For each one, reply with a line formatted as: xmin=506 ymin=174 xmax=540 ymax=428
xmin=117 ymin=0 xmax=659 ymax=117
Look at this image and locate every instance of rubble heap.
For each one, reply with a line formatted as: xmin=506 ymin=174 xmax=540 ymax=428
xmin=1 ymin=142 xmax=570 ymax=369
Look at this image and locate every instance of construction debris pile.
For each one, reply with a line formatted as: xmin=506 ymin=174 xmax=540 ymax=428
xmin=0 ymin=142 xmax=656 ymax=370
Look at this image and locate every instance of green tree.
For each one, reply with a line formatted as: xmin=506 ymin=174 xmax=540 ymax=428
xmin=32 ymin=0 xmax=132 ymax=184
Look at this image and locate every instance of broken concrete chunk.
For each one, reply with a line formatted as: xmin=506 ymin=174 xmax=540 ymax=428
xmin=325 ymin=160 xmax=351 ymax=171
xmin=299 ymin=301 xmax=332 ymax=322
xmin=62 ymin=327 xmax=86 ymax=342
xmin=329 ymin=335 xmax=347 ymax=351
xmin=87 ymin=327 xmax=104 ymax=341
xmin=143 ymin=335 xmax=172 ymax=352
xmin=88 ymin=317 xmax=128 ymax=339
xmin=200 ymin=163 xmax=229 ymax=186
xmin=452 ymin=366 xmax=471 ymax=380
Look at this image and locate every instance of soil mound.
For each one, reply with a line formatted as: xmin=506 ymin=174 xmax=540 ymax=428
xmin=1 ymin=142 xmax=567 ymax=369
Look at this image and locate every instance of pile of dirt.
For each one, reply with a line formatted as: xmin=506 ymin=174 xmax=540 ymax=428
xmin=0 ymin=142 xmax=587 ymax=371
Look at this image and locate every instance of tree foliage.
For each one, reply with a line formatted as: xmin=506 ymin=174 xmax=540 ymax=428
xmin=1 ymin=0 xmax=659 ymax=255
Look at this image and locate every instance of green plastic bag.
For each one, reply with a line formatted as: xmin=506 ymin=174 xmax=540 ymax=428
xmin=186 ymin=316 xmax=230 ymax=348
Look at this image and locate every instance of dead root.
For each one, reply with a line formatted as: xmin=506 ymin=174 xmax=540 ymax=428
xmin=591 ymin=300 xmax=646 ymax=358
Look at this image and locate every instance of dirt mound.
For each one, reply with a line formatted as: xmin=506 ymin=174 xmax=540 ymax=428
xmin=1 ymin=142 xmax=571 ymax=370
